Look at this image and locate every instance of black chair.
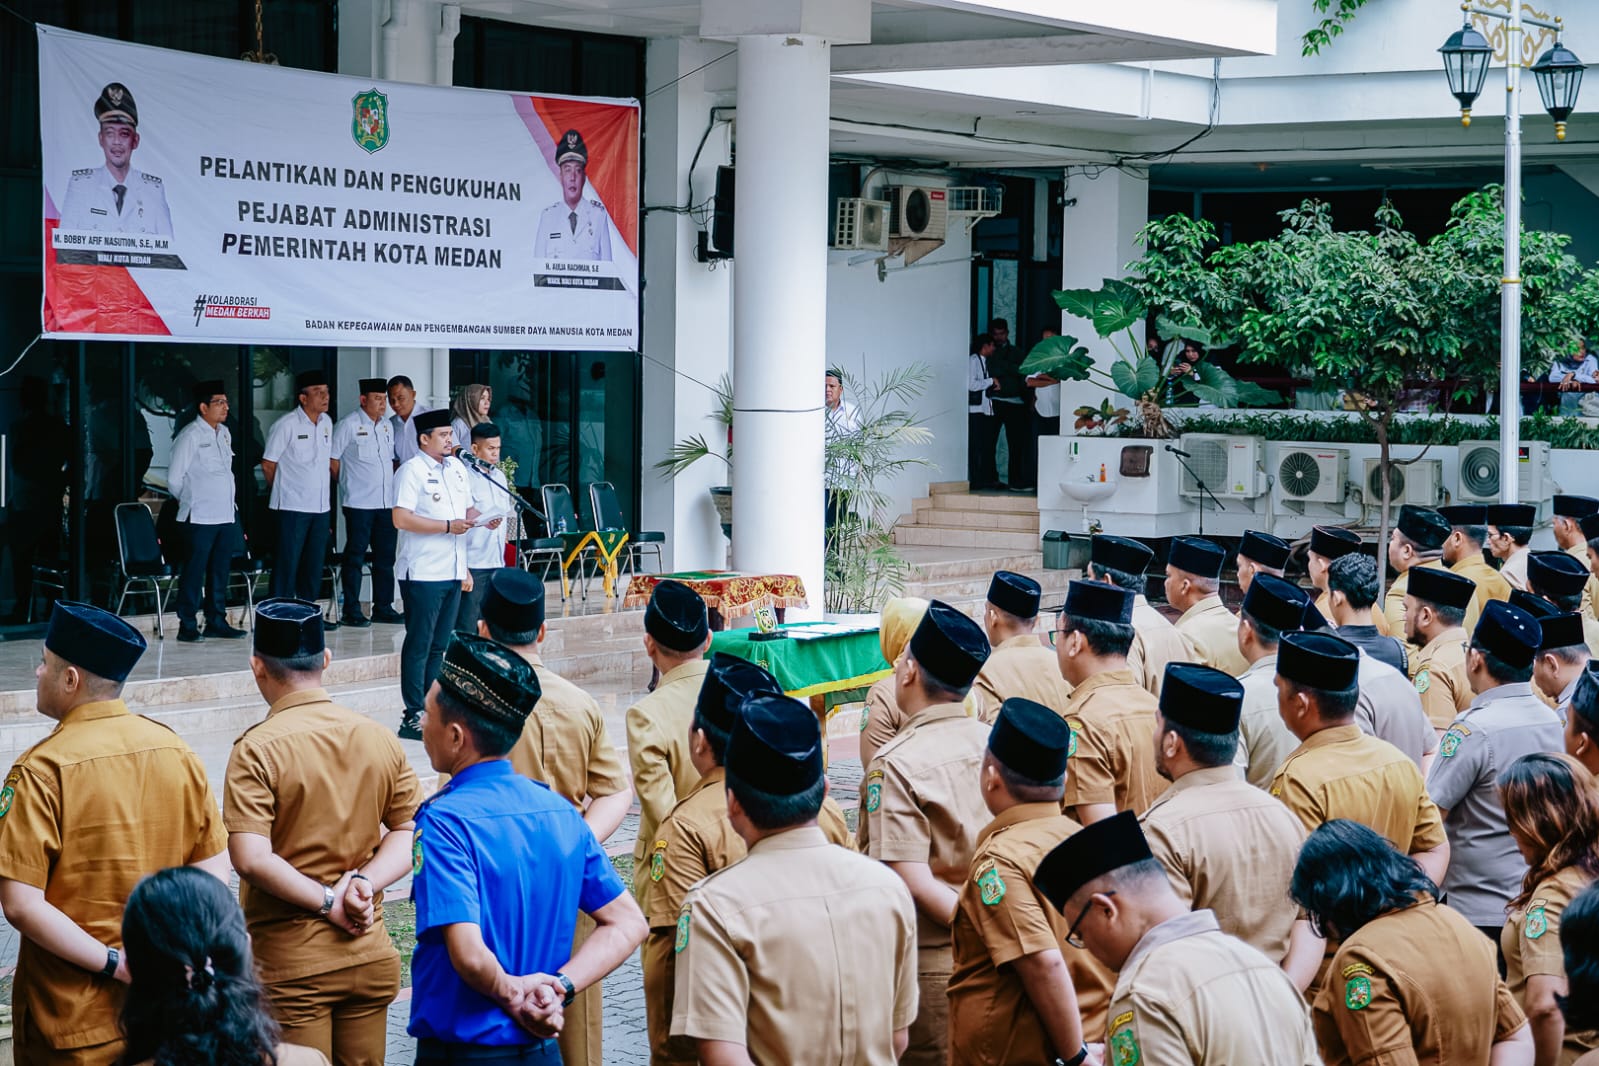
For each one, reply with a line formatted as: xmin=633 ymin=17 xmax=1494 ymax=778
xmin=589 ymin=480 xmax=665 ymax=581
xmin=113 ymin=501 xmax=176 ymax=638
xmin=226 ymin=522 xmax=267 ymax=628
xmin=541 ymin=483 xmax=594 ymax=600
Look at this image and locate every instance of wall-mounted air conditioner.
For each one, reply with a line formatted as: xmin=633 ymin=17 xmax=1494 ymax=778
xmin=1177 ymin=434 xmax=1267 ymax=500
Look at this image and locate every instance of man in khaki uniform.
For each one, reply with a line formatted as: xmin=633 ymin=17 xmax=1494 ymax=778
xmin=476 ymin=568 xmax=631 ymax=1066
xmin=1141 ymin=662 xmax=1316 ymax=986
xmin=626 ymin=580 xmax=712 ymax=901
xmin=0 ymin=603 xmax=229 ymax=1066
xmin=1405 ymin=565 xmax=1476 ymax=732
xmin=1234 ymin=573 xmax=1313 ymax=788
xmin=1270 ymin=631 xmax=1450 ymax=884
xmin=1529 ymin=549 xmax=1599 ymax=656
xmin=672 ymin=695 xmax=918 ymax=1064
xmin=226 ymin=599 xmax=420 ymax=1065
xmin=643 ymin=655 xmax=853 ymax=1065
xmin=1551 ymin=494 xmax=1598 ymax=618
xmin=1387 ymin=504 xmax=1477 ymax=643
xmin=1307 ymin=524 xmax=1394 ymax=635
xmin=1487 ymin=502 xmax=1536 ymax=593
xmin=1055 ymin=580 xmax=1164 ymax=824
xmin=948 ymin=699 xmax=1111 ymax=1063
xmin=1086 ymin=535 xmax=1193 ymax=697
xmin=1442 ymin=503 xmax=1513 ymax=612
xmin=1035 ymin=812 xmax=1320 ymax=1066
xmin=865 ymin=600 xmax=992 ymax=1066
xmin=1166 ymin=535 xmax=1248 ymax=676
xmin=1235 ymin=529 xmax=1291 ymax=594
xmin=971 ymin=570 xmax=1072 ymax=720
xmin=1517 ymin=596 xmax=1590 ymax=715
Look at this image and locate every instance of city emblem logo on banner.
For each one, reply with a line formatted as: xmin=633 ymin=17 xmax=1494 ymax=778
xmin=352 ymin=89 xmax=390 ymax=154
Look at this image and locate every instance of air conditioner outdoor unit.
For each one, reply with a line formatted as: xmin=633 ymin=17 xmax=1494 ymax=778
xmin=1177 ymin=433 xmax=1266 ymax=500
xmin=1276 ymin=446 xmax=1349 ymax=504
xmin=832 ymin=197 xmax=890 ymax=251
xmin=1363 ymin=458 xmax=1444 ymax=507
xmin=887 ymin=184 xmax=948 ymax=240
xmin=1456 ymin=440 xmax=1555 ymax=503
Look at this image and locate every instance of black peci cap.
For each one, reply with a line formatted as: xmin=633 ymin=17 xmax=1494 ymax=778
xmin=1554 ymin=495 xmax=1599 ymax=520
xmin=1309 ymin=525 xmax=1363 ymax=560
xmin=1061 ymin=579 xmax=1134 ymax=625
xmin=725 ymin=693 xmax=824 ymax=795
xmin=1486 ymin=503 xmax=1537 ymax=529
xmin=1471 ymin=600 xmax=1542 ymax=668
xmin=1537 ymin=611 xmax=1584 ymax=652
xmin=252 ymin=598 xmax=324 ymax=658
xmin=988 ymin=697 xmax=1072 ymax=782
xmin=1238 ymin=530 xmax=1291 ymax=571
xmin=1090 ymin=535 xmax=1154 ymax=576
xmin=1580 ymin=513 xmax=1599 ymax=543
xmin=1168 ymin=536 xmax=1225 ymax=580
xmin=45 ymin=601 xmax=146 ymax=682
xmin=1529 ymin=551 xmax=1590 ymax=598
xmin=192 ymin=379 xmax=226 ymax=404
xmin=1406 ymin=565 xmax=1476 ymax=611
xmin=437 ymin=633 xmax=542 ymax=728
xmin=1438 ymin=504 xmax=1488 ymax=527
xmin=358 ymin=378 xmax=388 ymax=395
xmin=1277 ymin=631 xmax=1360 ymax=691
xmin=988 ymin=570 xmax=1042 ymax=618
xmin=293 ymin=369 xmax=328 ymax=393
xmin=1241 ymin=572 xmax=1310 ymax=633
xmin=414 ymin=409 xmax=451 ymax=436
xmin=1035 ymin=811 xmax=1154 ymax=912
xmin=907 ymin=600 xmax=990 ymax=689
xmin=481 ymin=568 xmax=546 ymax=634
xmin=1159 ymin=663 xmax=1244 ymax=734
xmin=1510 ymin=589 xmax=1559 ymax=619
xmin=1396 ymin=506 xmax=1450 ymax=551
xmin=696 ymin=653 xmax=782 ymax=733
xmin=645 ymin=580 xmax=710 ymax=652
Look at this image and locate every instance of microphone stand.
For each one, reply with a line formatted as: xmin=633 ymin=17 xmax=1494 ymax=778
xmin=1165 ymin=447 xmax=1226 ymax=536
xmin=455 ymin=455 xmax=551 ymax=568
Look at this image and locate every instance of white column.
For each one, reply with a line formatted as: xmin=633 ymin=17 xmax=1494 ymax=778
xmin=729 ymin=34 xmax=832 ymax=610
xmin=1057 ymin=169 xmax=1149 ymax=418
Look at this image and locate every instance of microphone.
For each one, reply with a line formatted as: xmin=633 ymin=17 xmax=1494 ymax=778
xmin=1164 ymin=445 xmax=1191 ymax=458
xmin=450 ymin=446 xmax=494 ymax=472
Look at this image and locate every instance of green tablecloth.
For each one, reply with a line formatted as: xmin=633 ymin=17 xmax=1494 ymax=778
xmin=708 ymin=623 xmax=890 ymax=699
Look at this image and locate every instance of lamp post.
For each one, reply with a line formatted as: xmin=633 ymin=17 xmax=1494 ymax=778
xmin=1440 ymin=4 xmax=1584 ymax=504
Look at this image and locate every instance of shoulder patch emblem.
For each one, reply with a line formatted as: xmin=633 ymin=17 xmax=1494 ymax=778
xmin=1414 ymin=669 xmax=1431 ymax=694
xmin=977 ymin=866 xmax=1006 ymax=906
xmin=0 ymin=785 xmax=15 ymax=820
xmin=411 ymin=830 xmax=423 ymax=875
xmin=1345 ymin=974 xmax=1373 ymax=1010
xmin=1066 ymin=717 xmax=1084 ymax=758
xmin=650 ymin=840 xmax=667 ymax=883
xmin=674 ymin=909 xmax=691 ymax=954
xmin=859 ymin=705 xmax=869 ymax=733
xmin=1440 ymin=726 xmax=1468 ymax=758
xmin=865 ymin=781 xmax=882 ymax=813
xmin=1108 ymin=1014 xmax=1141 ymax=1066
xmin=1526 ymin=904 xmax=1549 ymax=940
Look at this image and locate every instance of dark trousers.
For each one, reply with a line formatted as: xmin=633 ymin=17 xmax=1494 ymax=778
xmin=992 ymin=400 xmax=1034 ymax=488
xmin=415 ymin=1039 xmax=560 ymax=1065
xmin=455 ymin=567 xmax=497 ymax=634
xmin=1036 ymin=414 xmax=1061 ymax=437
xmin=175 ymin=520 xmax=232 ymax=627
xmin=273 ymin=509 xmax=331 ymax=600
xmin=342 ymin=507 xmax=397 ymax=613
xmin=968 ymin=412 xmax=999 ymax=489
xmin=401 ymin=579 xmax=461 ymax=713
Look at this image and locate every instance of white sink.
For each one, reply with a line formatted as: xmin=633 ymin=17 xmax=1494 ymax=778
xmin=1061 ymin=478 xmax=1117 ymax=503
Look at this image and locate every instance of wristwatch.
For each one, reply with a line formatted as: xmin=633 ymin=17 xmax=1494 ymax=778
xmin=318 ymin=883 xmax=336 ymax=917
xmin=554 ymin=971 xmax=576 ymax=1007
xmin=1056 ymin=1046 xmax=1090 ymax=1066
xmin=101 ymin=946 xmax=119 ymax=978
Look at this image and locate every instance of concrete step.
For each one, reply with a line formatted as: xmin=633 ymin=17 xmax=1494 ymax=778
xmin=925 ymin=492 xmax=1039 ymax=514
xmin=898 ymin=549 xmax=1046 ymax=581
xmin=928 ymin=480 xmax=970 ymax=494
xmin=905 ymin=569 xmax=1074 ymax=605
xmin=901 ymin=508 xmax=1040 ymax=532
xmin=893 ymin=525 xmax=1042 ymax=552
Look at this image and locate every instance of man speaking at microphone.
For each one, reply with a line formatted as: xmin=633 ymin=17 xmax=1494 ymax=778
xmin=455 ymin=423 xmax=509 ymax=634
xmin=392 ymin=410 xmax=477 ymax=741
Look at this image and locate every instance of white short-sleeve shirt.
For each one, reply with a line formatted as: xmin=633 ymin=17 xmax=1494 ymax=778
xmin=394 ymin=453 xmax=470 ymax=582
xmin=332 ymin=410 xmax=396 ymax=510
xmin=463 ymin=465 xmax=510 ymax=570
xmin=391 ymin=405 xmax=430 ymax=466
xmin=168 ymin=418 xmax=235 ymax=525
xmin=262 ymin=407 xmax=333 ymax=513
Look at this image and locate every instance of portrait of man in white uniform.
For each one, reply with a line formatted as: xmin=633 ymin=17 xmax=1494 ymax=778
xmin=534 ymin=128 xmax=612 ymax=262
xmin=59 ymin=82 xmax=173 ymax=237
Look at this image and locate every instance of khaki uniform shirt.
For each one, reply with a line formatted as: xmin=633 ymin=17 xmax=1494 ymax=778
xmin=1388 ymin=561 xmax=1481 ymax=659
xmin=671 ymin=826 xmax=918 ymax=1064
xmin=627 ymin=659 xmax=710 ymax=894
xmin=1427 ymin=682 xmax=1564 ymax=925
xmin=1269 ymin=725 xmax=1447 ymax=856
xmin=1140 ymin=766 xmax=1306 ymax=965
xmin=1410 ymin=627 xmax=1472 ymax=729
xmin=1567 ymin=544 xmax=1596 ymax=619
xmin=1105 ymin=910 xmax=1319 ymax=1066
xmin=1128 ymin=596 xmax=1196 ymax=697
xmin=1354 ymin=652 xmax=1436 ymax=769
xmin=1060 ymin=670 xmax=1164 ymax=816
xmin=865 ymin=704 xmax=991 ymax=959
xmin=1236 ymin=654 xmax=1299 ymax=789
xmin=643 ymin=768 xmax=852 ymax=1064
xmin=0 ymin=700 xmax=227 ymax=1052
xmin=1502 ymin=547 xmax=1531 ymax=592
xmin=509 ymin=653 xmax=627 ymax=809
xmin=1314 ymin=899 xmax=1527 ymax=1066
xmin=858 ymin=676 xmax=905 ymax=785
xmin=970 ymin=634 xmax=1072 ymax=722
xmin=1453 ymin=552 xmax=1513 ymax=612
xmin=1584 ymin=616 xmax=1599 ymax=659
xmin=1502 ymin=865 xmax=1599 ymax=1065
xmin=948 ymin=804 xmax=1115 ymax=1061
xmin=1175 ymin=595 xmax=1249 ymax=676
xmin=1318 ymin=590 xmax=1394 ymax=636
xmin=223 ymin=688 xmax=421 ymax=983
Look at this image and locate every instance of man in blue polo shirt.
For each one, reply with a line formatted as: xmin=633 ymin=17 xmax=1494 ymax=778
xmin=409 ymin=632 xmax=646 ymax=1063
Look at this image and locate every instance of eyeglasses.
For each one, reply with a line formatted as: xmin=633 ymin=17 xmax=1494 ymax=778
xmin=1064 ymin=889 xmax=1114 ymax=948
xmin=1048 ymin=625 xmax=1072 ymax=648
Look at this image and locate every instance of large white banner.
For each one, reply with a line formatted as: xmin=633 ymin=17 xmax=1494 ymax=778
xmin=38 ymin=26 xmax=640 ymax=351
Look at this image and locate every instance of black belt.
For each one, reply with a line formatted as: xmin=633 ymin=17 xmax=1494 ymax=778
xmin=415 ymin=1038 xmax=557 ymax=1063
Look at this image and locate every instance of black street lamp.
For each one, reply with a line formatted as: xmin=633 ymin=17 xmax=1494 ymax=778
xmin=1439 ymin=20 xmax=1493 ymax=126
xmin=1532 ymin=39 xmax=1587 ymax=140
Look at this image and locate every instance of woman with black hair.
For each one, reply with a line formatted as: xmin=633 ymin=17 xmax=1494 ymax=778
xmin=1558 ymin=883 xmax=1599 ymax=1065
xmin=1291 ymin=819 xmax=1532 ymax=1066
xmin=1500 ymin=753 xmax=1599 ymax=1064
xmin=119 ymin=866 xmax=328 ymax=1066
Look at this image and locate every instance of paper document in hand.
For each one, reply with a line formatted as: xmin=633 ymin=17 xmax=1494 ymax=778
xmin=472 ymin=511 xmax=508 ymax=527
